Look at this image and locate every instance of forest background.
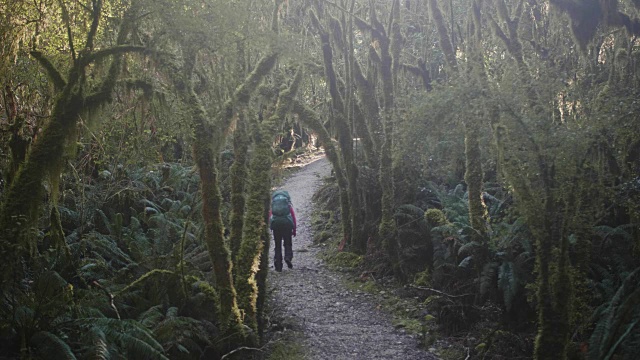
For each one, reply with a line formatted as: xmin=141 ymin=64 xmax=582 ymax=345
xmin=0 ymin=0 xmax=639 ymax=359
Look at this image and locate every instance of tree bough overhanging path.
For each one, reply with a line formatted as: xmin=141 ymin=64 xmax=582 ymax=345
xmin=269 ymin=157 xmax=435 ymax=360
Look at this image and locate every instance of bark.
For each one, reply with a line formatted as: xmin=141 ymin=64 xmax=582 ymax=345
xmin=495 ymin=126 xmax=572 ymax=360
xmin=428 ymin=0 xmax=458 ymax=71
xmin=182 ymin=65 xmax=244 ymax=335
xmin=229 ymin=112 xmax=249 ymax=260
xmin=376 ymin=2 xmax=399 ymax=272
xmin=310 ymin=9 xmax=360 ymax=248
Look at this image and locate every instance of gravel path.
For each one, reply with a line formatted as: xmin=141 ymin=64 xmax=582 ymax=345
xmin=268 ymin=157 xmax=436 ymax=360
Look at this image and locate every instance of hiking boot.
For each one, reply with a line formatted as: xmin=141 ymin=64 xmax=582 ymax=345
xmin=285 ymin=260 xmax=293 ymax=269
xmin=274 ymin=267 xmax=282 ymax=272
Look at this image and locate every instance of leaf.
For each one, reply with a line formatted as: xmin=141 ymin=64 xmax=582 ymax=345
xmin=458 ymin=241 xmax=481 ymax=256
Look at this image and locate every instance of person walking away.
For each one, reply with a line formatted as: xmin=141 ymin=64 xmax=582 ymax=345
xmin=270 ymin=190 xmax=297 ymax=272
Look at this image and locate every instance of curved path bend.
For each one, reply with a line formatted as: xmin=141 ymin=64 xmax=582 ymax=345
xmin=269 ymin=156 xmax=435 ymax=360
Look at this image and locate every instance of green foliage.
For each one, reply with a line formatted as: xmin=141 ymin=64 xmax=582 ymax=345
xmin=589 ymin=267 xmax=640 ymax=360
xmin=394 ymin=204 xmax=433 ymax=277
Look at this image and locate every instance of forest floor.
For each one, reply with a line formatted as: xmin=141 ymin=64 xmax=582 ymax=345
xmin=267 ymin=156 xmax=437 ymax=360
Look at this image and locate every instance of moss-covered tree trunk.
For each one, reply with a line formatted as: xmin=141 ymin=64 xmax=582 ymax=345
xmin=487 ymin=0 xmax=574 ymax=355
xmin=376 ymin=2 xmax=400 ymax=274
xmin=229 ymin=112 xmax=249 ymax=260
xmin=464 ymin=3 xmax=489 ymax=265
xmin=235 ymin=121 xmax=273 ymax=337
xmin=309 ymin=9 xmax=355 ymax=247
xmin=495 ymin=126 xmax=572 ymax=360
xmin=235 ymin=70 xmax=302 ymax=334
xmin=181 ymin=57 xmax=244 ymax=336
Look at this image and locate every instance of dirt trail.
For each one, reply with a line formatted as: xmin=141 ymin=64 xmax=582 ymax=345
xmin=269 ymin=157 xmax=436 ymax=360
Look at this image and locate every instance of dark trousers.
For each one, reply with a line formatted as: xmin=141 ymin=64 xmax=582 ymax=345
xmin=273 ymin=227 xmax=293 ymax=270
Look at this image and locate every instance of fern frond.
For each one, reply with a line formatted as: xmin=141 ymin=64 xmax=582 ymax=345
xmin=594 ymin=224 xmax=634 ymax=242
xmin=29 ymin=331 xmax=77 ymax=360
xmin=589 ymin=267 xmax=640 ymax=360
xmin=165 ymin=307 xmax=178 ymax=319
xmin=458 ymin=255 xmax=473 ymax=268
xmin=139 ymin=305 xmax=164 ymax=328
xmin=96 ymin=209 xmax=114 ymax=235
xmin=79 ymin=318 xmax=168 ymax=360
xmin=93 ymin=327 xmax=111 ymax=360
xmin=458 ymin=241 xmax=481 ymax=256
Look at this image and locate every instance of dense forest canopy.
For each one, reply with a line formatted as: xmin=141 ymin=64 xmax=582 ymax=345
xmin=0 ymin=0 xmax=639 ymax=359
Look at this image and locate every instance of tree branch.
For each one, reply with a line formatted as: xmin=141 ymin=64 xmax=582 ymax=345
xmin=83 ymin=45 xmax=148 ymax=66
xmin=58 ymin=0 xmax=76 ymax=61
xmin=409 ymin=284 xmax=475 ymax=299
xmin=29 ymin=51 xmax=66 ymax=91
xmin=84 ymin=0 xmax=103 ymax=51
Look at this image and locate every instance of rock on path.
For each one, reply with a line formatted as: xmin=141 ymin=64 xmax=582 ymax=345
xmin=269 ymin=157 xmax=436 ymax=360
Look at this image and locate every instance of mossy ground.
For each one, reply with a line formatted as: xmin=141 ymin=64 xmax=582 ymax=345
xmin=266 ymin=335 xmax=307 ymax=360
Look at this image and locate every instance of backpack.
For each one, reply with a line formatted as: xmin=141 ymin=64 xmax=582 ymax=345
xmin=270 ymin=190 xmax=293 ymax=230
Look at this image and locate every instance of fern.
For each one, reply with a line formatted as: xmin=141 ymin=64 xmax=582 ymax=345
xmin=590 ymin=267 xmax=640 ymax=360
xmin=78 ymin=318 xmax=169 ymax=360
xmin=29 ymin=331 xmax=77 ymax=360
xmin=458 ymin=241 xmax=482 ymax=257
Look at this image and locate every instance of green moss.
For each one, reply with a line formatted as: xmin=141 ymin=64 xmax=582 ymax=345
xmin=358 ymin=280 xmax=379 ymax=293
xmin=314 ymin=230 xmax=332 ymax=243
xmin=413 ymin=268 xmax=431 ymax=287
xmin=424 ymin=208 xmax=448 ymax=227
xmin=331 ymin=252 xmax=362 ymax=268
xmin=392 ymin=318 xmax=422 ymax=333
xmin=439 ymin=347 xmax=466 ymax=360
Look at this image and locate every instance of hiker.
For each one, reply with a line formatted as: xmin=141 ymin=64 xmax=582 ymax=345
xmin=270 ymin=190 xmax=297 ymax=272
